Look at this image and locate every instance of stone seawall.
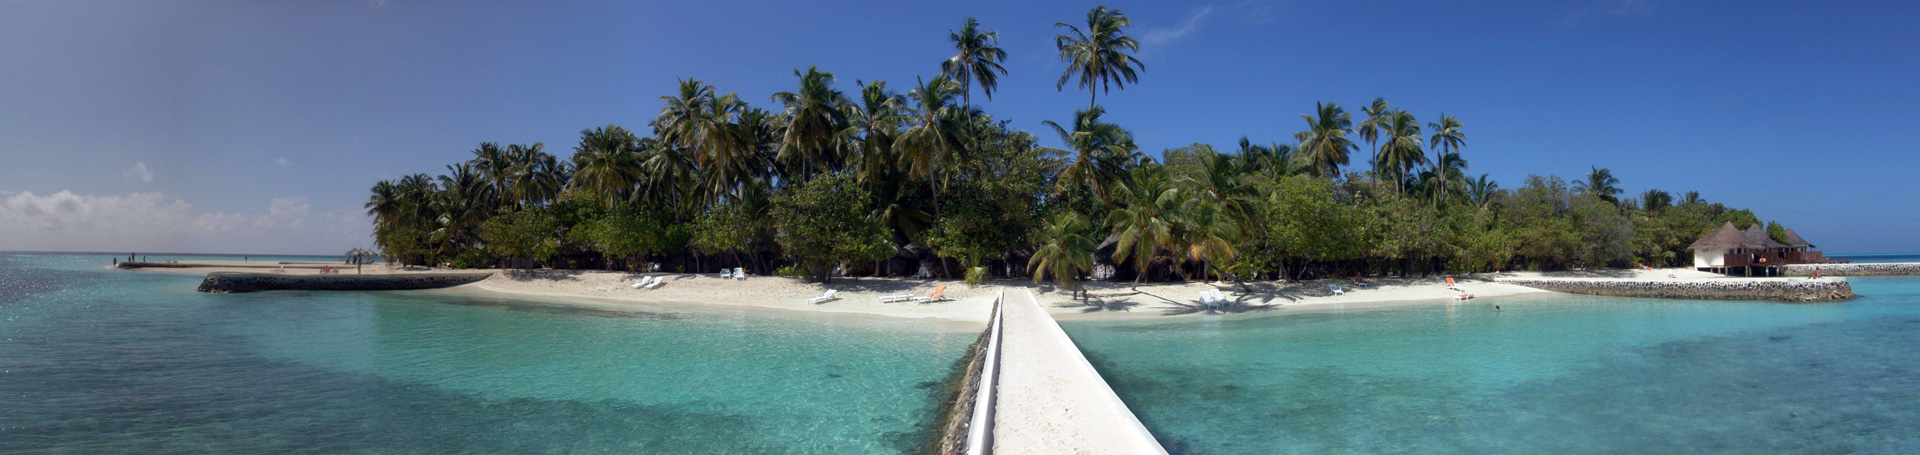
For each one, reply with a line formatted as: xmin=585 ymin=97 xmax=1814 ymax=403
xmin=933 ymin=296 xmax=999 ymax=455
xmin=1497 ymin=278 xmax=1854 ymax=302
xmin=1782 ymin=263 xmax=1920 ymax=277
xmin=197 ymin=272 xmax=494 ymax=293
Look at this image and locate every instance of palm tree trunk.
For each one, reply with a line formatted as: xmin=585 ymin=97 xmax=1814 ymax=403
xmin=931 ymin=179 xmax=948 ymax=280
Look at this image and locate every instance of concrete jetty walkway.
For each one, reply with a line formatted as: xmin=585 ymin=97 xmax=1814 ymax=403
xmin=992 ymin=289 xmax=1165 ymax=454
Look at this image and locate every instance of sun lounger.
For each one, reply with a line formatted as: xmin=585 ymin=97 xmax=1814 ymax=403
xmin=1212 ymin=289 xmax=1231 ymax=308
xmin=912 ymin=285 xmax=950 ymax=303
xmin=630 ymin=276 xmax=651 ymax=289
xmin=1330 ymin=283 xmax=1345 ymax=295
xmin=733 ymin=268 xmax=748 ymax=280
xmin=1199 ymin=291 xmax=1217 ymax=309
xmin=808 ymin=289 xmax=838 ymax=304
xmin=644 ymin=276 xmax=666 ymax=289
xmin=1446 ymin=277 xmax=1466 ymax=292
xmin=878 ymin=293 xmax=914 ymax=303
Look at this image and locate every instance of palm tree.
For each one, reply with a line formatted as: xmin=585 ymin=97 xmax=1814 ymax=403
xmin=897 ymin=76 xmax=974 ymax=276
xmin=1357 ymin=97 xmax=1391 ymax=172
xmin=1573 ymin=165 xmax=1623 ymax=204
xmin=1681 ymin=191 xmax=1704 ymax=206
xmin=508 ymin=143 xmax=567 ymax=208
xmin=1375 ymin=110 xmax=1426 ymax=193
xmin=1055 ymin=6 xmax=1144 ymax=110
xmin=846 ymin=80 xmax=907 ymax=190
xmin=1106 ymin=166 xmax=1182 ymax=290
xmin=1028 ymin=212 xmax=1097 ymax=300
xmin=1429 ymin=150 xmax=1470 ymax=205
xmin=654 ymin=79 xmax=715 ymax=152
xmin=1641 ymin=189 xmax=1673 ymax=212
xmin=432 ymin=162 xmax=491 ymax=256
xmin=1178 ymin=198 xmax=1241 ymax=283
xmin=1427 ymin=114 xmax=1465 ymax=157
xmin=771 ymin=66 xmax=851 ymax=178
xmin=1294 ymin=102 xmax=1358 ymax=178
xmin=1466 ymin=174 xmax=1500 ymax=209
xmin=941 ymin=17 xmax=1008 ymax=108
xmin=365 ymin=180 xmax=401 ymax=229
xmin=1180 ymin=148 xmax=1257 ymax=225
xmin=1041 ymin=106 xmax=1135 ymax=204
xmin=469 ymin=142 xmax=511 ymax=208
xmin=569 ymin=124 xmax=643 ymax=205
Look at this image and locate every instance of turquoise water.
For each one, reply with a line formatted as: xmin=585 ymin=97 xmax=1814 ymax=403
xmin=1064 ymin=278 xmax=1920 ymax=454
xmin=0 ymin=253 xmax=973 ymax=453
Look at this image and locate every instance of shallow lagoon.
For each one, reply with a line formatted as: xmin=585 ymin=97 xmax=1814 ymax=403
xmin=0 ymin=253 xmax=974 ymax=454
xmin=1064 ymin=277 xmax=1920 ymax=454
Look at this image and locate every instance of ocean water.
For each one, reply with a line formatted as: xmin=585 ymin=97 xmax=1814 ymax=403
xmin=0 ymin=253 xmax=974 ymax=454
xmin=1064 ymin=278 xmax=1920 ymax=454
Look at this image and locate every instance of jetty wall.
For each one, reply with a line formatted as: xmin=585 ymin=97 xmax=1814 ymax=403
xmin=197 ymin=272 xmax=494 ymax=293
xmin=1782 ymin=263 xmax=1920 ymax=277
xmin=1496 ymin=278 xmax=1853 ymax=302
xmin=933 ymin=291 xmax=1004 ymax=455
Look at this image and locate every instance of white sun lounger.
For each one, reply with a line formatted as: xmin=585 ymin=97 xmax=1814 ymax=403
xmin=733 ymin=268 xmax=747 ymax=280
xmin=630 ymin=277 xmax=650 ymax=289
xmin=1211 ymin=289 xmax=1231 ymax=308
xmin=878 ymin=294 xmax=913 ymax=303
xmin=808 ymin=289 xmax=838 ymax=304
xmin=1199 ymin=291 xmax=1217 ymax=310
xmin=1330 ymin=283 xmax=1345 ymax=295
xmin=644 ymin=276 xmax=666 ymax=289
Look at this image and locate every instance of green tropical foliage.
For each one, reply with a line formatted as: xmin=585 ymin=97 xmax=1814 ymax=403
xmin=364 ymin=10 xmax=1780 ymax=286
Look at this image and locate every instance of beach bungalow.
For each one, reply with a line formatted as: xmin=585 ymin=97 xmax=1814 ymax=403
xmin=1689 ymin=222 xmax=1832 ymax=275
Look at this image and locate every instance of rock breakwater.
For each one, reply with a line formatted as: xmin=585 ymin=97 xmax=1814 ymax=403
xmin=1496 ymin=278 xmax=1853 ymax=302
xmin=197 ymin=272 xmax=495 ymax=293
xmin=1782 ymin=263 xmax=1920 ymax=277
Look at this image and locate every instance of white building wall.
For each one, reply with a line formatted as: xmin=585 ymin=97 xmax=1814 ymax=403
xmin=1693 ymin=249 xmax=1729 ymax=268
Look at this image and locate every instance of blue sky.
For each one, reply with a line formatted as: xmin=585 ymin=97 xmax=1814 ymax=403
xmin=1 ymin=0 xmax=1916 ymax=255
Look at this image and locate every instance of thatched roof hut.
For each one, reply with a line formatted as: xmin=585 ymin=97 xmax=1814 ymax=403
xmin=1688 ymin=222 xmax=1764 ymax=251
xmin=1742 ymin=225 xmax=1789 ymax=250
xmin=1783 ymin=228 xmax=1815 ymax=249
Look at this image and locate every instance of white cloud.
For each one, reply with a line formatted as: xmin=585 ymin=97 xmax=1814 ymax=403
xmin=1141 ymin=6 xmax=1216 ymax=46
xmin=123 ymin=161 xmax=153 ymax=182
xmin=0 ymin=191 xmax=370 ymax=255
xmin=275 ymin=157 xmax=291 ymax=167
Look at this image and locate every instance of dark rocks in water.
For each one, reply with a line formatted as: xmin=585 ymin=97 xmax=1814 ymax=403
xmin=1769 ymin=335 xmax=1793 ymax=342
xmin=197 ymin=272 xmax=494 ymax=293
xmin=1782 ymin=263 xmax=1920 ymax=277
xmin=1496 ymin=277 xmax=1855 ymax=302
xmin=825 ymin=373 xmax=842 ymax=378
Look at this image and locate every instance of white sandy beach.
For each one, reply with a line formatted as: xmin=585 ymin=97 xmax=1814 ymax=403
xmin=127 ymin=261 xmax=1738 ymax=324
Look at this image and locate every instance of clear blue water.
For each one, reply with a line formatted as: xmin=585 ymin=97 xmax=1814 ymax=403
xmin=1064 ymin=278 xmax=1920 ymax=454
xmin=0 ymin=253 xmax=973 ymax=453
